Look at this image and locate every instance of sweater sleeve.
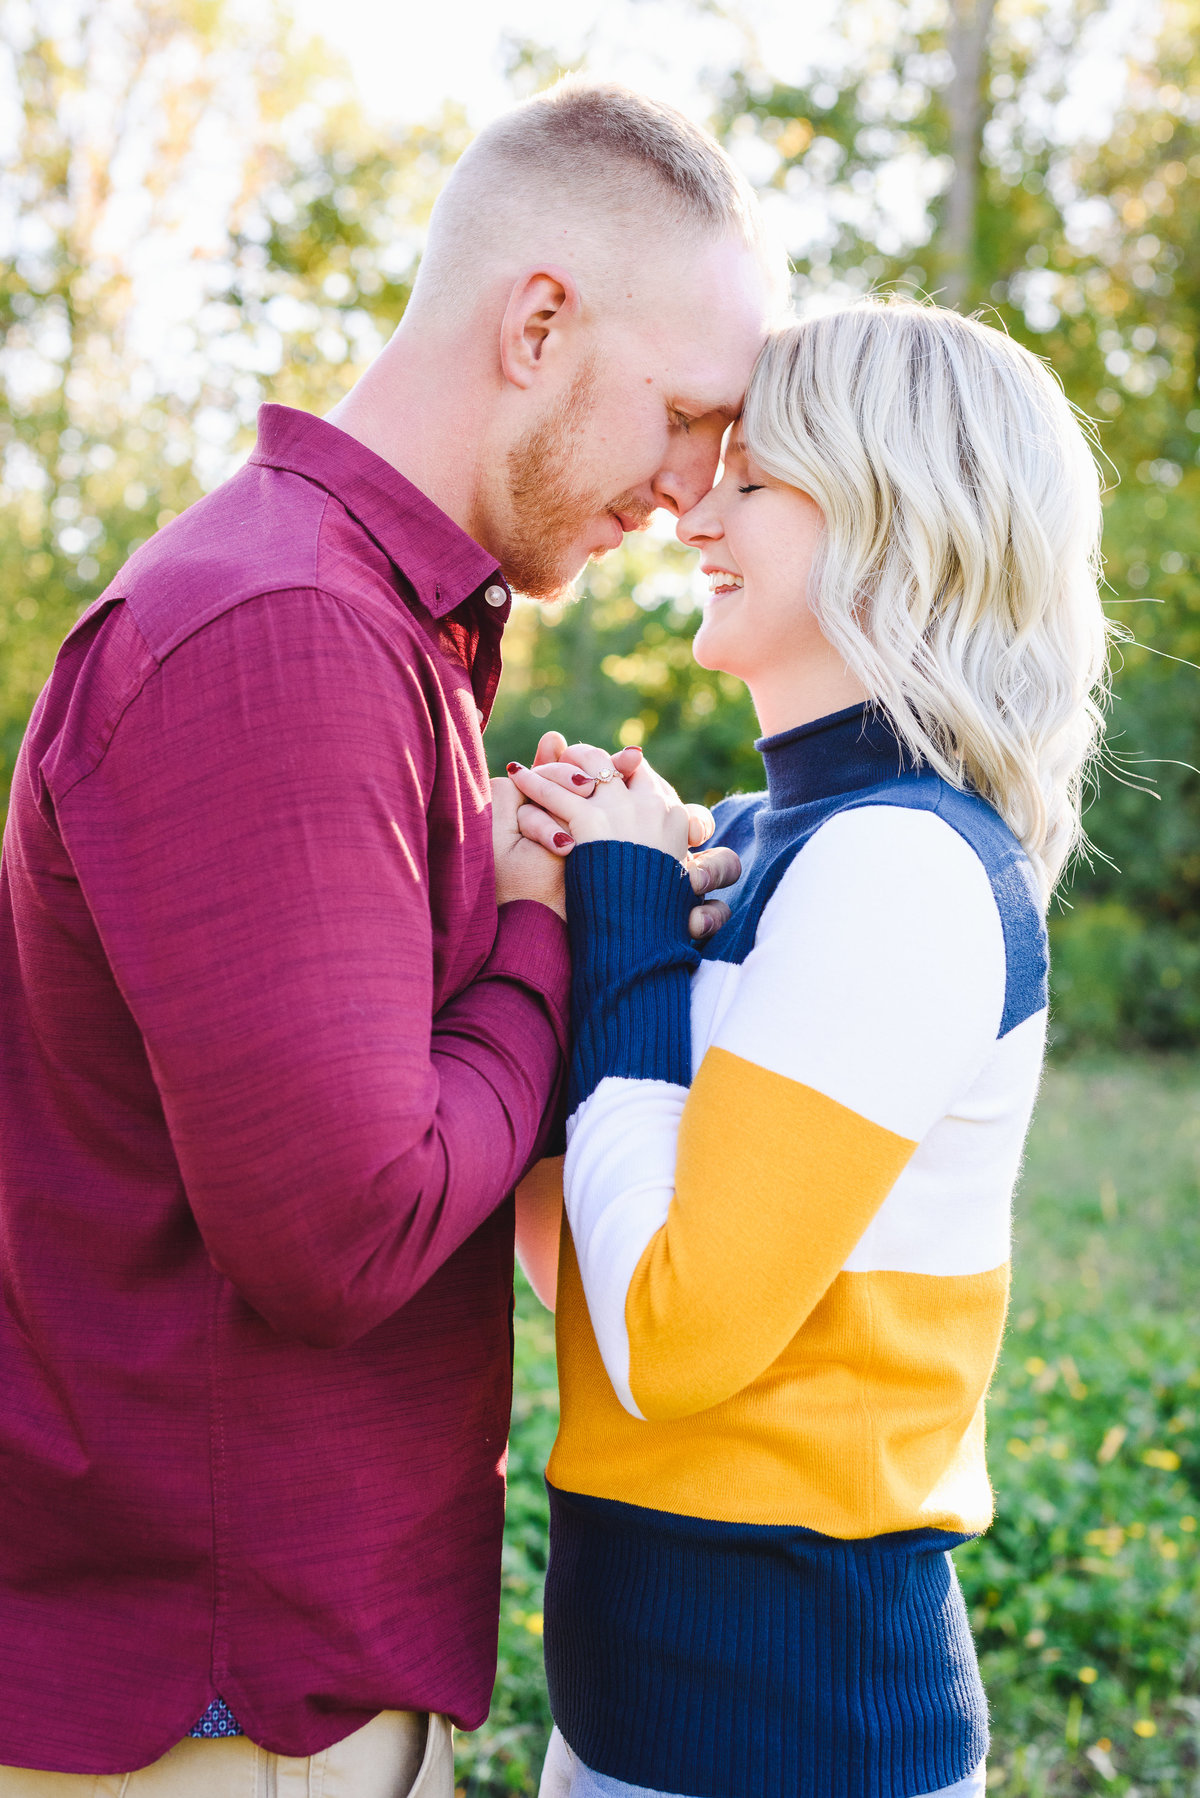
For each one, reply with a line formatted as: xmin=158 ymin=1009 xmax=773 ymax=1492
xmin=563 ymin=806 xmax=1007 ymax=1421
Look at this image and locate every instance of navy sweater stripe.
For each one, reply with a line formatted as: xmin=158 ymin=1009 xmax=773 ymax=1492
xmin=566 ymin=841 xmax=699 ymax=1114
xmin=545 ymin=1486 xmax=988 ymax=1798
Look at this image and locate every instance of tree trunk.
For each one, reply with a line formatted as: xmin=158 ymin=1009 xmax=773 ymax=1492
xmin=943 ymin=0 xmax=996 ymax=310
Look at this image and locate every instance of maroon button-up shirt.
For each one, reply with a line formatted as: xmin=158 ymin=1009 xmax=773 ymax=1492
xmin=0 ymin=404 xmax=570 ymax=1772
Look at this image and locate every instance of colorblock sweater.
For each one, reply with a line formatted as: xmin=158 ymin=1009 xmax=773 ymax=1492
xmin=544 ymin=704 xmax=1048 ymax=1798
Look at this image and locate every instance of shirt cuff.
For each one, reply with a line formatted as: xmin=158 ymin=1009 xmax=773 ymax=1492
xmin=490 ymin=899 xmax=571 ymax=1051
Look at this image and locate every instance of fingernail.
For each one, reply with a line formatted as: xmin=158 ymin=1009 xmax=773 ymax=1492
xmin=696 ymin=913 xmax=715 ymax=936
xmin=554 ymin=832 xmax=573 ymax=849
xmin=571 ymin=773 xmax=591 ymax=787
xmin=507 ymin=762 xmax=523 ymax=775
xmin=625 ymin=746 xmax=643 ymax=759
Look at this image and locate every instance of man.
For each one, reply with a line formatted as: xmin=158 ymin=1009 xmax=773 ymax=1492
xmin=0 ymin=80 xmax=778 ymax=1796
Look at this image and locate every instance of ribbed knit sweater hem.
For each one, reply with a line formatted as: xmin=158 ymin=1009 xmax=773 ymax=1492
xmin=544 ymin=1484 xmax=987 ymax=1798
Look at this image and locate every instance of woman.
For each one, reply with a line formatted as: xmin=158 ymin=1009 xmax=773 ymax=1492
xmin=508 ymin=298 xmax=1109 ymax=1798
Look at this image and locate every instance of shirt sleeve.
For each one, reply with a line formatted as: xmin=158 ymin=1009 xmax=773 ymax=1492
xmin=58 ymin=589 xmax=569 ymax=1348
xmin=562 ymin=805 xmax=1007 ymax=1421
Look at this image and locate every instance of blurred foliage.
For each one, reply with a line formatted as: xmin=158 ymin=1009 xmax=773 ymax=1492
xmin=0 ymin=0 xmax=466 ymax=792
xmin=468 ymin=1058 xmax=1200 ymax=1794
xmin=4 ymin=0 xmax=1200 ymax=1049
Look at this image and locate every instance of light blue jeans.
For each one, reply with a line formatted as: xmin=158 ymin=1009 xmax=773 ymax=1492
xmin=539 ymin=1726 xmax=987 ymax=1798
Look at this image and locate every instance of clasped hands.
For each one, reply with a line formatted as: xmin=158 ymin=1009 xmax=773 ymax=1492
xmin=493 ymin=731 xmax=740 ymax=940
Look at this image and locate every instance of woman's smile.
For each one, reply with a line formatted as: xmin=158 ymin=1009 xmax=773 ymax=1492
xmin=703 ymin=565 xmax=744 ymax=596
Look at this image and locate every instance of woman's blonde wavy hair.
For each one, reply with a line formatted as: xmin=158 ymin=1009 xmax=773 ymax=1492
xmin=741 ymin=297 xmax=1111 ymax=898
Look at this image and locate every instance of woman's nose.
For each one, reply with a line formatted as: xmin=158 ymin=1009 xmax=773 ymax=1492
xmin=677 ymin=497 xmax=722 ymax=549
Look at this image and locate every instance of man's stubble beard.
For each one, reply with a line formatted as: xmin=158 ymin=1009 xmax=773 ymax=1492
xmin=500 ymin=358 xmax=650 ymax=602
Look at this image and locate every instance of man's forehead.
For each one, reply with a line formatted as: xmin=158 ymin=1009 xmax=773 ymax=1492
xmin=654 ymin=243 xmax=771 ymax=406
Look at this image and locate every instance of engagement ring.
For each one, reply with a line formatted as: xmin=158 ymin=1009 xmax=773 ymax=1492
xmin=595 ymin=765 xmax=616 ymax=783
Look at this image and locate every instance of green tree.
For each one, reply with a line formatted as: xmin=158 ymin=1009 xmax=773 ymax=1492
xmin=0 ymin=0 xmax=466 ymax=812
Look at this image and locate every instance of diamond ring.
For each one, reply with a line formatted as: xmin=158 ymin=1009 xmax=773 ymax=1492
xmin=594 ymin=765 xmax=616 ymax=784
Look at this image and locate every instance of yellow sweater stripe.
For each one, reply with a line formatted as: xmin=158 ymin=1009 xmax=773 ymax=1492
xmin=626 ymin=1048 xmax=915 ymax=1421
xmin=550 ymin=1225 xmax=1009 ymax=1536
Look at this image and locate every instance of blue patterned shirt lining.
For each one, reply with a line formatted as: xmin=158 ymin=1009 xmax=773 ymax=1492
xmin=188 ymin=1696 xmax=243 ymax=1738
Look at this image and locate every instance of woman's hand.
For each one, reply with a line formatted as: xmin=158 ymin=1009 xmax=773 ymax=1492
xmin=507 ymin=752 xmax=691 ymax=862
xmin=530 ymin=731 xmax=717 ymax=850
xmin=505 ymin=735 xmax=742 ymax=940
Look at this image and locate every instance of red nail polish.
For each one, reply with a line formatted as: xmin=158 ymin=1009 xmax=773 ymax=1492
xmin=554 ymin=833 xmax=573 ymax=849
xmin=507 ymin=762 xmax=522 ymax=775
xmin=571 ymin=773 xmax=590 ymax=787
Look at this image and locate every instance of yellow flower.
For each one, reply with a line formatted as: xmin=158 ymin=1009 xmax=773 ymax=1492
xmin=523 ymin=1611 xmax=544 ymax=1636
xmin=1142 ymin=1448 xmax=1182 ymax=1472
xmin=1096 ymin=1425 xmax=1127 ymax=1465
xmin=1133 ymin=1719 xmax=1157 ymax=1738
xmin=1007 ymin=1438 xmax=1031 ymax=1460
xmin=1181 ymin=1515 xmax=1197 ymax=1533
xmin=1160 ymin=1538 xmax=1179 ymax=1560
xmin=1095 ymin=1739 xmax=1112 ymax=1753
xmin=1084 ymin=1526 xmax=1125 ymax=1556
xmin=1024 ymin=1356 xmax=1047 ymax=1376
xmin=1078 ymin=1667 xmax=1098 ymax=1684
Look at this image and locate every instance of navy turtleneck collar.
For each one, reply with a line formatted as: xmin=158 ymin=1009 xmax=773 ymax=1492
xmin=756 ymin=703 xmax=917 ymax=811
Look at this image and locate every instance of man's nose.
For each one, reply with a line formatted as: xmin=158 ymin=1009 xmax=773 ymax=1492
xmin=653 ymin=434 xmax=724 ymax=518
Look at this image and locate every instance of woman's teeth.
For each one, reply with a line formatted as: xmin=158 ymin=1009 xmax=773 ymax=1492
xmin=708 ymin=571 xmax=744 ymax=593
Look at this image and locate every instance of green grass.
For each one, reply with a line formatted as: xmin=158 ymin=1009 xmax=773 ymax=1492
xmin=455 ymin=1057 xmax=1200 ymax=1796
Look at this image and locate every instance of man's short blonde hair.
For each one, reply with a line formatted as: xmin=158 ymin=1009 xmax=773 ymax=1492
xmin=414 ymin=79 xmax=775 ymax=315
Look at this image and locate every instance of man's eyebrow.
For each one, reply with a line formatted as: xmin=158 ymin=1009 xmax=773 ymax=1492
xmin=673 ymin=396 xmax=741 ymax=423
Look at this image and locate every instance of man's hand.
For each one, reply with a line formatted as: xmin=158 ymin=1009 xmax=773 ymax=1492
xmin=492 ymin=777 xmax=566 ymax=921
xmin=515 ymin=732 xmax=740 ymax=941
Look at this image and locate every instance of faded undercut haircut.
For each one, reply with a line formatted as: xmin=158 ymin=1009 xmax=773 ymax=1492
xmin=743 ymin=299 xmax=1111 ymax=899
xmin=413 ymin=79 xmax=779 ymax=316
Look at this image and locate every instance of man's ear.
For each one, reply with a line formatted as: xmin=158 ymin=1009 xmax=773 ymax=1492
xmin=499 ymin=268 xmax=579 ymax=390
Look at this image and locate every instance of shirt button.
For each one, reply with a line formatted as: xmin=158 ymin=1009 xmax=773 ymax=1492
xmin=484 ymin=584 xmax=508 ymax=608
xmin=476 ymin=707 xmax=485 ymax=724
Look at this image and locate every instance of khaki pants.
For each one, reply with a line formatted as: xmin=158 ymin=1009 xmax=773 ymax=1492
xmin=0 ymin=1710 xmax=453 ymax=1798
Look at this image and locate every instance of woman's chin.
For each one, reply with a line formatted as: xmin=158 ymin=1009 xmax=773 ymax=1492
xmin=692 ymin=621 xmax=742 ymax=678
xmin=691 ymin=621 xmax=723 ymax=673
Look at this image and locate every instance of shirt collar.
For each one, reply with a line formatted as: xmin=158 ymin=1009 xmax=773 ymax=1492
xmin=756 ymin=703 xmax=917 ymax=810
xmin=248 ymin=403 xmax=508 ymax=620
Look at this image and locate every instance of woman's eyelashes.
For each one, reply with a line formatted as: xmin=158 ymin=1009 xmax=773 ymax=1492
xmin=670 ymin=408 xmax=695 ymax=434
xmin=738 ymin=483 xmax=764 ymax=494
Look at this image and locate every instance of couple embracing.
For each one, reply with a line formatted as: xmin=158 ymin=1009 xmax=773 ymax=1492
xmin=0 ymin=79 xmax=1107 ymax=1798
